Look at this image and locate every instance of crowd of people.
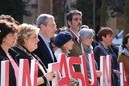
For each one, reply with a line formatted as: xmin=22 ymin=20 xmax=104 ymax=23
xmin=0 ymin=10 xmax=128 ymax=86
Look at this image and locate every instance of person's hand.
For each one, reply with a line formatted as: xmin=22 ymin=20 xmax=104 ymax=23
xmin=113 ymin=69 xmax=121 ymax=77
xmin=44 ymin=71 xmax=56 ymax=81
xmin=96 ymin=70 xmax=102 ymax=77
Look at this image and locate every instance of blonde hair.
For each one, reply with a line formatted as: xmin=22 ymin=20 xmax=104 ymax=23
xmin=17 ymin=23 xmax=39 ymax=46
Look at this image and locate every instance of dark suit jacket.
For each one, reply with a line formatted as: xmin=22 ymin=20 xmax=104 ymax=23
xmin=13 ymin=45 xmax=49 ymax=86
xmin=0 ymin=47 xmax=17 ymax=86
xmin=94 ymin=42 xmax=119 ymax=86
xmin=94 ymin=42 xmax=118 ymax=69
xmin=33 ymin=35 xmax=57 ymax=68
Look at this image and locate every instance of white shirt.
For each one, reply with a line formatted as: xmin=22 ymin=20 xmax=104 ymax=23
xmin=54 ymin=48 xmax=63 ymax=62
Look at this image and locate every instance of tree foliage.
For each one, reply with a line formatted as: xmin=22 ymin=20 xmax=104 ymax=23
xmin=108 ymin=0 xmax=125 ymax=17
xmin=0 ymin=0 xmax=30 ymax=23
xmin=124 ymin=0 xmax=129 ymax=36
xmin=76 ymin=0 xmax=101 ymax=32
xmin=75 ymin=0 xmax=125 ymax=36
xmin=76 ymin=0 xmax=93 ymax=27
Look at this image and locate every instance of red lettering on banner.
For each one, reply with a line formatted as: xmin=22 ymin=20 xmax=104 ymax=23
xmin=88 ymin=54 xmax=97 ymax=86
xmin=80 ymin=55 xmax=90 ymax=86
xmin=48 ymin=62 xmax=60 ymax=86
xmin=30 ymin=60 xmax=38 ymax=86
xmin=1 ymin=60 xmax=9 ymax=86
xmin=58 ymin=54 xmax=70 ymax=86
xmin=1 ymin=54 xmax=127 ymax=86
xmin=119 ymin=62 xmax=129 ymax=86
xmin=48 ymin=54 xmax=98 ymax=86
xmin=17 ymin=59 xmax=38 ymax=86
xmin=59 ymin=54 xmax=69 ymax=76
xmin=59 ymin=77 xmax=71 ymax=86
xmin=18 ymin=59 xmax=31 ymax=86
xmin=69 ymin=56 xmax=85 ymax=86
xmin=100 ymin=55 xmax=111 ymax=86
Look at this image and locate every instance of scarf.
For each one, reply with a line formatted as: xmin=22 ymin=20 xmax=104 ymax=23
xmin=83 ymin=45 xmax=93 ymax=54
xmin=121 ymin=48 xmax=129 ymax=57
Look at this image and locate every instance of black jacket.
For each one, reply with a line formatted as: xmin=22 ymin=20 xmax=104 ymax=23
xmin=0 ymin=46 xmax=17 ymax=86
xmin=94 ymin=42 xmax=119 ymax=86
xmin=33 ymin=35 xmax=57 ymax=68
xmin=13 ymin=45 xmax=49 ymax=86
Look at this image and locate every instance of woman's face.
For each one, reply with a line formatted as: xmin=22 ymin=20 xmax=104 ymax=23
xmin=2 ymin=33 xmax=17 ymax=48
xmin=63 ymin=39 xmax=74 ymax=50
xmin=82 ymin=36 xmax=94 ymax=46
xmin=102 ymin=34 xmax=113 ymax=46
xmin=125 ymin=38 xmax=129 ymax=49
xmin=24 ymin=32 xmax=39 ymax=52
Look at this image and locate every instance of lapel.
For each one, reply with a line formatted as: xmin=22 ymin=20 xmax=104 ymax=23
xmin=38 ymin=35 xmax=49 ymax=51
xmin=67 ymin=29 xmax=80 ymax=43
xmin=33 ymin=54 xmax=47 ymax=73
xmin=38 ymin=35 xmax=52 ymax=58
xmin=0 ymin=46 xmax=8 ymax=60
xmin=38 ymin=35 xmax=57 ymax=62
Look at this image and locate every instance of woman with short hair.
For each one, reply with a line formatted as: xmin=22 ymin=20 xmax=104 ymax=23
xmin=94 ymin=27 xmax=119 ymax=86
xmin=0 ymin=20 xmax=18 ymax=86
xmin=13 ymin=23 xmax=55 ymax=86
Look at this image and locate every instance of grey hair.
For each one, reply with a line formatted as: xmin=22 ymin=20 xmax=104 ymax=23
xmin=79 ymin=28 xmax=94 ymax=40
xmin=36 ymin=14 xmax=55 ymax=28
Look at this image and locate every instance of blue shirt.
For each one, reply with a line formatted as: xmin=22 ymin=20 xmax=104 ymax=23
xmin=39 ymin=34 xmax=55 ymax=61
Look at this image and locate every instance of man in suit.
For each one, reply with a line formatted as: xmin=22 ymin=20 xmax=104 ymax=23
xmin=33 ymin=14 xmax=57 ymax=68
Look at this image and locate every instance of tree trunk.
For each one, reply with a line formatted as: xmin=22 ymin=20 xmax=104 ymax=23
xmin=100 ymin=0 xmax=108 ymax=26
xmin=124 ymin=0 xmax=129 ymax=36
xmin=37 ymin=0 xmax=53 ymax=15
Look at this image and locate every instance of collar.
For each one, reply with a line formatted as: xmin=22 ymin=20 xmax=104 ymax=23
xmin=39 ymin=33 xmax=50 ymax=43
xmin=16 ymin=45 xmax=32 ymax=56
xmin=68 ymin=29 xmax=80 ymax=43
xmin=121 ymin=48 xmax=129 ymax=57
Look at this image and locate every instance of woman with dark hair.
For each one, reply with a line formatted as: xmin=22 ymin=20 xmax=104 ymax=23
xmin=0 ymin=14 xmax=19 ymax=25
xmin=94 ymin=27 xmax=120 ymax=86
xmin=0 ymin=20 xmax=18 ymax=86
xmin=118 ymin=33 xmax=129 ymax=83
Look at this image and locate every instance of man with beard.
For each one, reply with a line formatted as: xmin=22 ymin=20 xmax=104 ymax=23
xmin=66 ymin=10 xmax=83 ymax=72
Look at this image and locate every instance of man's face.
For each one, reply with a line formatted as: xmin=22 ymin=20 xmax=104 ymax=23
xmin=41 ymin=18 xmax=57 ymax=39
xmin=68 ymin=15 xmax=82 ymax=31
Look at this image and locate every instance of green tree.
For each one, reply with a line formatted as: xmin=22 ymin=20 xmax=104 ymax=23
xmin=0 ymin=0 xmax=30 ymax=23
xmin=124 ymin=0 xmax=129 ymax=36
xmin=76 ymin=0 xmax=93 ymax=27
xmin=75 ymin=0 xmax=124 ymax=33
xmin=100 ymin=0 xmax=125 ymax=29
xmin=53 ymin=0 xmax=65 ymax=28
xmin=100 ymin=0 xmax=108 ymax=26
xmin=76 ymin=0 xmax=101 ymax=33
